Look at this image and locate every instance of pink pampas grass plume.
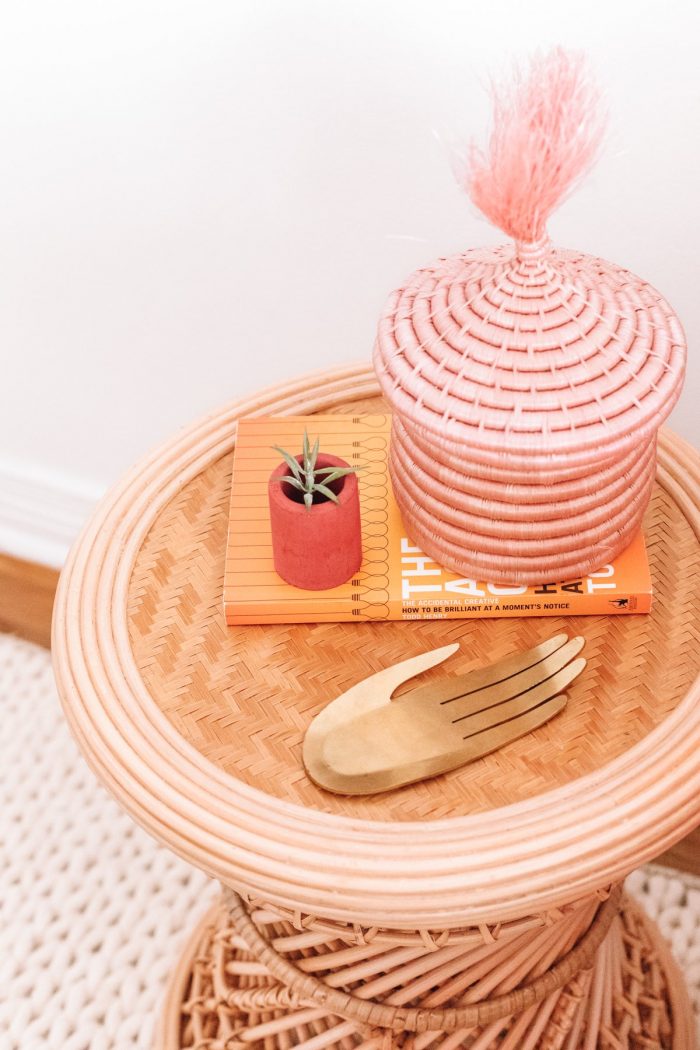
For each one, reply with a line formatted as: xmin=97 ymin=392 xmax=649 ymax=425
xmin=466 ymin=48 xmax=607 ymax=245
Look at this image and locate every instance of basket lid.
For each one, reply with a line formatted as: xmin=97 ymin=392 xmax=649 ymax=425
xmin=374 ymin=241 xmax=686 ymax=457
xmin=374 ymin=50 xmax=686 ymax=457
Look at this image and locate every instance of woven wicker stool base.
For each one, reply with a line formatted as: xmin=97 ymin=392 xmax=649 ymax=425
xmin=155 ymin=893 xmax=694 ymax=1050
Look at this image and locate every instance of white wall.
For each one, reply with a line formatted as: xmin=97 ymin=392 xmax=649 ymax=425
xmin=2 ymin=0 xmax=699 ymax=564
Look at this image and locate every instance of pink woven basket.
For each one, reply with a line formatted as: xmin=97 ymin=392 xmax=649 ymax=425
xmin=374 ymin=50 xmax=686 ymax=584
xmin=392 ymin=459 xmax=653 ymax=561
xmin=390 ymin=438 xmax=656 ymax=542
xmin=396 ymin=413 xmax=659 ymax=487
xmin=392 ymin=418 xmax=657 ymax=514
xmin=396 ymin=490 xmax=647 ymax=584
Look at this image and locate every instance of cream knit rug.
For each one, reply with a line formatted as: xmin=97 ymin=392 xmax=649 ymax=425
xmin=1 ymin=633 xmax=699 ymax=1049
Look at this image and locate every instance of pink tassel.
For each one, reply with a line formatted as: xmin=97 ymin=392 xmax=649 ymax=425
xmin=465 ymin=48 xmax=606 ymax=245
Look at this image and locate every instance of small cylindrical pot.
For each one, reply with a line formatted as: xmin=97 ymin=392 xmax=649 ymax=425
xmin=268 ymin=453 xmax=362 ymax=590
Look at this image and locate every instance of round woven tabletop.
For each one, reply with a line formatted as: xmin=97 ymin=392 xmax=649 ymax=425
xmin=52 ymin=363 xmax=700 ymax=930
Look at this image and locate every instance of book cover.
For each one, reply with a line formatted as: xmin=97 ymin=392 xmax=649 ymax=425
xmin=224 ymin=415 xmax=652 ymax=624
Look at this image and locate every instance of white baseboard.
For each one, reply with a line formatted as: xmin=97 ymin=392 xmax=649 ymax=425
xmin=0 ymin=461 xmax=105 ymax=569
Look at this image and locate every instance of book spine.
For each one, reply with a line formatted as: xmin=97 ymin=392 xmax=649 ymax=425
xmin=225 ymin=592 xmax=652 ymax=625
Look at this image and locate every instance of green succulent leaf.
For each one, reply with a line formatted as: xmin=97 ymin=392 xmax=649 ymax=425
xmin=303 ymin=490 xmax=313 ymax=511
xmin=273 ymin=475 xmax=305 ymax=492
xmin=314 ymin=483 xmax=340 ymax=504
xmin=310 ymin=435 xmax=320 ymax=472
xmin=314 ymin=468 xmax=356 ymax=485
xmin=302 ymin=430 xmax=311 ymax=474
xmin=273 ymin=446 xmax=302 ymax=481
xmin=315 ymin=463 xmax=362 ymax=474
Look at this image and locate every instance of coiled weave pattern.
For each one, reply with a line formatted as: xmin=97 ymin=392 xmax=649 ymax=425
xmin=374 ymin=243 xmax=686 ymax=583
xmin=159 ymin=886 xmax=694 ymax=1049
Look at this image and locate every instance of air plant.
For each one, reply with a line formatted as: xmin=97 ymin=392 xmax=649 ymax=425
xmin=272 ymin=430 xmax=360 ymax=511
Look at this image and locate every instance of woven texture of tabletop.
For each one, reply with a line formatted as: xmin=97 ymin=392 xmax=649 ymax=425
xmin=128 ymin=394 xmax=700 ymax=823
xmin=52 ymin=364 xmax=700 ymax=926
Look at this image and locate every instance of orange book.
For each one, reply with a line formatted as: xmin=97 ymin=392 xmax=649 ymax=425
xmin=224 ymin=415 xmax=652 ymax=625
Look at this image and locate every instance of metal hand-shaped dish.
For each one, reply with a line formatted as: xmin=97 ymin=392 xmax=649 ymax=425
xmin=303 ymin=634 xmax=585 ymax=795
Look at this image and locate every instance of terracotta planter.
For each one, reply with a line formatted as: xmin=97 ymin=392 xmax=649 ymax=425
xmin=268 ymin=453 xmax=362 ymax=590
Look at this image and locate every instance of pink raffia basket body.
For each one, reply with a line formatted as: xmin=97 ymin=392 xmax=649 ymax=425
xmin=374 ymin=52 xmax=686 ymax=584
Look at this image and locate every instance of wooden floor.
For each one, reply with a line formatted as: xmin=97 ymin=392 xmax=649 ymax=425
xmin=0 ymin=553 xmax=59 ymax=649
xmin=1 ymin=553 xmax=697 ymax=875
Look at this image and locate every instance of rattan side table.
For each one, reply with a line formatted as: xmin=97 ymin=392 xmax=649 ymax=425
xmin=52 ymin=363 xmax=700 ymax=1049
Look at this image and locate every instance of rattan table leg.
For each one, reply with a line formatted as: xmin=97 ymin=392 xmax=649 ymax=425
xmin=154 ymin=890 xmax=694 ymax=1049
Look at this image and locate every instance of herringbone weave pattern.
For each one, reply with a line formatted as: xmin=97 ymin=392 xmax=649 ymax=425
xmin=128 ymin=397 xmax=700 ymax=822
